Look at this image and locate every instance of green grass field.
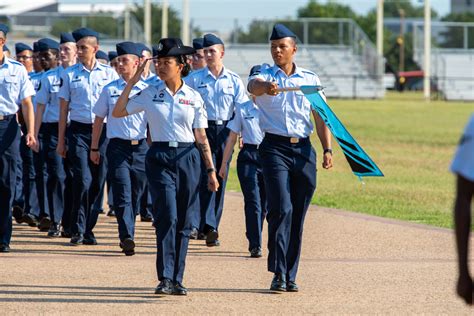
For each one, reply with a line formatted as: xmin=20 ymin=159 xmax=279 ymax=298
xmin=226 ymin=92 xmax=474 ymax=229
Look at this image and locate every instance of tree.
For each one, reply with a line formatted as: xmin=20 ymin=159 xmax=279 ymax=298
xmin=51 ymin=14 xmax=120 ymax=39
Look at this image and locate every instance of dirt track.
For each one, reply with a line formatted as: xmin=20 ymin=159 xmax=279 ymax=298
xmin=1 ymin=192 xmax=472 ymax=314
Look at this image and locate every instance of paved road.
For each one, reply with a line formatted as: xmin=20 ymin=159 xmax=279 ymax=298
xmin=1 ymin=192 xmax=472 ymax=314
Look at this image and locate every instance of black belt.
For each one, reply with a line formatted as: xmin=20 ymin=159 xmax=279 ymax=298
xmin=0 ymin=114 xmax=16 ymax=121
xmin=110 ymin=138 xmax=146 ymax=146
xmin=208 ymin=120 xmax=228 ymax=126
xmin=70 ymin=120 xmax=93 ymax=129
xmin=152 ymin=141 xmax=194 ymax=148
xmin=243 ymin=144 xmax=259 ymax=150
xmin=265 ymin=133 xmax=310 ymax=145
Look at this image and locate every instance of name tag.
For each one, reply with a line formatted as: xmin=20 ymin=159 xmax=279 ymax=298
xmin=178 ymin=98 xmax=195 ymax=106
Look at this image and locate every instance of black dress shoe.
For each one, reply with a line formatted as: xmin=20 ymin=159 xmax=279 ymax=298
xmin=47 ymin=223 xmax=61 ymax=237
xmin=270 ymin=273 xmax=287 ymax=292
xmin=197 ymin=232 xmax=206 ymax=240
xmin=83 ymin=236 xmax=97 ymax=245
xmin=70 ymin=234 xmax=84 ymax=245
xmin=107 ymin=209 xmax=116 ymax=217
xmin=154 ymin=278 xmax=173 ymax=295
xmin=61 ymin=231 xmax=72 ymax=238
xmin=38 ymin=217 xmax=51 ymax=231
xmin=12 ymin=206 xmax=24 ymax=224
xmin=189 ymin=228 xmax=198 ymax=240
xmin=22 ymin=214 xmax=39 ymax=227
xmin=140 ymin=215 xmax=153 ymax=222
xmin=287 ymin=281 xmax=299 ymax=292
xmin=172 ymin=282 xmax=187 ymax=295
xmin=206 ymin=229 xmax=219 ymax=247
xmin=250 ymin=247 xmax=262 ymax=258
xmin=120 ymin=238 xmax=135 ymax=256
xmin=0 ymin=244 xmax=10 ymax=253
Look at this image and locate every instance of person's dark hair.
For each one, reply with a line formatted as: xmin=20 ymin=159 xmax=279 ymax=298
xmin=176 ymin=54 xmax=191 ymax=77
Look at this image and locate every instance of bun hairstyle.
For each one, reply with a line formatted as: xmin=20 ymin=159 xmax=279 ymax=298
xmin=176 ymin=54 xmax=191 ymax=77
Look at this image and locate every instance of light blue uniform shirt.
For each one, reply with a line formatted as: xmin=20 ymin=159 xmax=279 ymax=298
xmin=94 ymin=77 xmax=148 ymax=140
xmin=185 ymin=66 xmax=249 ymax=121
xmin=227 ymin=100 xmax=263 ymax=145
xmin=250 ymin=63 xmax=322 ymax=138
xmin=0 ymin=57 xmax=35 ymax=115
xmin=58 ymin=61 xmax=118 ymax=124
xmin=29 ymin=71 xmax=43 ymax=109
xmin=142 ymin=72 xmax=158 ymax=83
xmin=127 ymin=81 xmax=208 ymax=143
xmin=451 ymin=114 xmax=474 ymax=182
xmin=36 ymin=66 xmax=65 ymax=123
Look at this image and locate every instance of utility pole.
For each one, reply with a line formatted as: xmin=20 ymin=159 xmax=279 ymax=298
xmin=144 ymin=0 xmax=151 ymax=46
xmin=376 ymin=0 xmax=384 ymax=84
xmin=424 ymin=0 xmax=431 ymax=100
xmin=181 ymin=0 xmax=190 ymax=45
xmin=124 ymin=0 xmax=130 ymax=40
xmin=162 ymin=0 xmax=169 ymax=38
xmin=398 ymin=8 xmax=405 ymax=73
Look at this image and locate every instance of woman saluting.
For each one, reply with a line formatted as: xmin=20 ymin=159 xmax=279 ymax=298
xmin=113 ymin=38 xmax=219 ymax=295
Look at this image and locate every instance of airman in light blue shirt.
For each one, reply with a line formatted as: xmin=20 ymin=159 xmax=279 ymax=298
xmin=127 ymin=80 xmax=208 ymax=142
xmin=59 ymin=61 xmax=118 ymax=124
xmin=94 ymin=78 xmax=148 ymax=140
xmin=36 ymin=67 xmax=63 ymax=123
xmin=0 ymin=58 xmax=35 ymax=114
xmin=226 ymin=100 xmax=263 ymax=145
xmin=249 ymin=64 xmax=321 ymax=138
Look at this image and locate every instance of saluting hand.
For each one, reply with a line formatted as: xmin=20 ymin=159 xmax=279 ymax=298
xmin=129 ymin=59 xmax=149 ymax=86
xmin=322 ymin=152 xmax=333 ymax=169
xmin=208 ymin=172 xmax=220 ymax=192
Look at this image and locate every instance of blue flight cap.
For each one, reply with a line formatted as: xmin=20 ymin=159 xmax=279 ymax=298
xmin=72 ymin=27 xmax=99 ymax=42
xmin=192 ymin=38 xmax=204 ymax=50
xmin=33 ymin=42 xmax=40 ymax=53
xmin=155 ymin=38 xmax=195 ymax=57
xmin=0 ymin=24 xmax=8 ymax=36
xmin=152 ymin=44 xmax=159 ymax=57
xmin=249 ymin=65 xmax=261 ymax=77
xmin=95 ymin=50 xmax=109 ymax=62
xmin=3 ymin=45 xmax=9 ymax=52
xmin=116 ymin=41 xmax=141 ymax=57
xmin=60 ymin=32 xmax=75 ymax=44
xmin=135 ymin=42 xmax=151 ymax=56
xmin=203 ymin=34 xmax=224 ymax=48
xmin=15 ymin=43 xmax=33 ymax=55
xmin=108 ymin=51 xmax=118 ymax=61
xmin=270 ymin=23 xmax=297 ymax=41
xmin=37 ymin=38 xmax=60 ymax=52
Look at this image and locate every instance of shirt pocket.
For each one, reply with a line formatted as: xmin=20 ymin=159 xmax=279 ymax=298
xmin=294 ymin=91 xmax=311 ymax=113
xmin=4 ymin=76 xmax=20 ymax=94
xmin=220 ymin=87 xmax=234 ymax=106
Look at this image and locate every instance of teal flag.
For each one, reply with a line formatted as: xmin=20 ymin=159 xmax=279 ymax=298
xmin=301 ymin=86 xmax=384 ymax=178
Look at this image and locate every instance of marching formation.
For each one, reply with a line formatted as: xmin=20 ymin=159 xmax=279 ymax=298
xmin=0 ymin=23 xmax=333 ymax=295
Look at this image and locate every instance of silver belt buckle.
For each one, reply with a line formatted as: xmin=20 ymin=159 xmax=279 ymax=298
xmin=169 ymin=141 xmax=178 ymax=148
xmin=216 ymin=120 xmax=223 ymax=125
xmin=0 ymin=115 xmax=4 ymax=121
xmin=131 ymin=140 xmax=139 ymax=145
xmin=290 ymin=137 xmax=299 ymax=144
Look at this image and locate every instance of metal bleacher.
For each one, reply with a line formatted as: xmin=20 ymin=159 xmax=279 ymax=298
xmin=225 ymin=44 xmax=384 ymax=99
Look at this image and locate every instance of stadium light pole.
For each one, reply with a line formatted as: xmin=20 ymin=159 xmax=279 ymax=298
xmin=424 ymin=0 xmax=431 ymax=100
xmin=124 ymin=0 xmax=130 ymax=40
xmin=162 ymin=0 xmax=169 ymax=38
xmin=181 ymin=0 xmax=190 ymax=45
xmin=144 ymin=0 xmax=151 ymax=46
xmin=376 ymin=0 xmax=384 ymax=86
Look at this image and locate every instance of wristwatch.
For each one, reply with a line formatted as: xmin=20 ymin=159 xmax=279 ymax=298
xmin=91 ymin=148 xmax=99 ymax=152
xmin=207 ymin=167 xmax=216 ymax=174
xmin=323 ymin=148 xmax=333 ymax=155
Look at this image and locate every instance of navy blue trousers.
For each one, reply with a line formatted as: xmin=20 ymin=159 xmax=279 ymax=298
xmin=106 ymin=138 xmax=147 ymax=241
xmin=67 ymin=121 xmax=107 ymax=237
xmin=199 ymin=122 xmax=230 ymax=232
xmin=35 ymin=123 xmax=67 ymax=224
xmin=146 ymin=143 xmax=201 ymax=284
xmin=237 ymin=145 xmax=267 ymax=251
xmin=259 ymin=135 xmax=317 ymax=282
xmin=18 ymin=129 xmax=41 ymax=217
xmin=61 ymin=156 xmax=74 ymax=234
xmin=0 ymin=115 xmax=20 ymax=245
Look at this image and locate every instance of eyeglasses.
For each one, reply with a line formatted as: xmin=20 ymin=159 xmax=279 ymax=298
xmin=193 ymin=54 xmax=204 ymax=60
xmin=16 ymin=55 xmax=33 ymax=60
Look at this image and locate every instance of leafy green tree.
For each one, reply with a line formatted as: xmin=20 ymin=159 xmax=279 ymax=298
xmin=51 ymin=14 xmax=120 ymax=39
